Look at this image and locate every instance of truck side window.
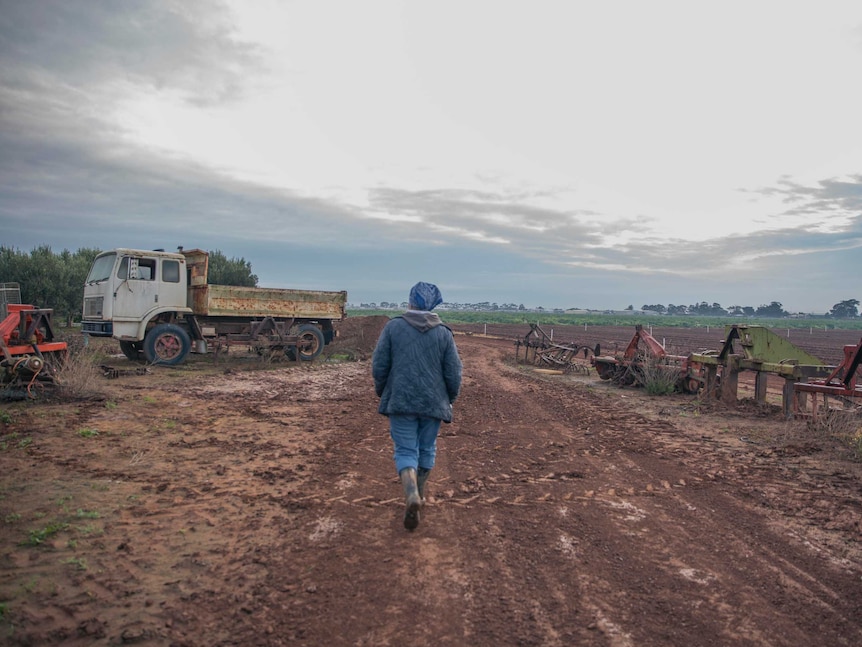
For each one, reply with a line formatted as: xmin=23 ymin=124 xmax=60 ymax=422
xmin=162 ymin=260 xmax=180 ymax=283
xmin=117 ymin=257 xmax=129 ymax=280
xmin=135 ymin=259 xmax=156 ymax=280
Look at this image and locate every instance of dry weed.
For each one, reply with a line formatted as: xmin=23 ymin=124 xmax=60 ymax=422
xmin=634 ymin=357 xmax=681 ymax=396
xmin=806 ymin=406 xmax=862 ymax=460
xmin=53 ymin=347 xmax=106 ymax=399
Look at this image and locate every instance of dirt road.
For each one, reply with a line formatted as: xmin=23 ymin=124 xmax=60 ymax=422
xmin=1 ymin=324 xmax=861 ymax=645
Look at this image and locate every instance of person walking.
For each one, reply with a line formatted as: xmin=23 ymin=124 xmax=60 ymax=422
xmin=372 ymin=281 xmax=463 ymax=530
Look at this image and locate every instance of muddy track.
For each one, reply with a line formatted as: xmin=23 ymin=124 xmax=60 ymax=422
xmin=0 ymin=329 xmax=860 ymax=645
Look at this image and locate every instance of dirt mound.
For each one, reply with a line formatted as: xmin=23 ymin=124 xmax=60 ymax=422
xmin=326 ymin=314 xmax=390 ymax=359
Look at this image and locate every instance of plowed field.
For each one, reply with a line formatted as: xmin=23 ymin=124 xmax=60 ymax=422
xmin=1 ymin=318 xmax=860 ymax=646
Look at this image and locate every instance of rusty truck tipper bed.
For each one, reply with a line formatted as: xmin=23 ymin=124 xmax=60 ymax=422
xmin=189 ymin=285 xmax=347 ymax=319
xmin=182 ymin=248 xmax=346 ymax=319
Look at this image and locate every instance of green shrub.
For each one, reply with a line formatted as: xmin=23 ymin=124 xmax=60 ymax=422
xmin=635 ymin=360 xmax=680 ymax=396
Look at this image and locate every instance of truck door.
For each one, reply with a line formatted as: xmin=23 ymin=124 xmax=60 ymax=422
xmin=112 ymin=255 xmax=160 ymax=325
xmin=158 ymin=257 xmax=187 ymax=310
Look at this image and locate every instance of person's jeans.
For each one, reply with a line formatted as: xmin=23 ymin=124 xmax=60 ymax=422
xmin=389 ymin=415 xmax=442 ymax=474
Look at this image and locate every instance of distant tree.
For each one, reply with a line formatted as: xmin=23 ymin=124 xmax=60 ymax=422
xmin=207 ymin=250 xmax=258 ymax=286
xmin=828 ymin=299 xmax=860 ymax=318
xmin=666 ymin=304 xmax=687 ymax=315
xmin=625 ymin=304 xmax=634 ymax=311
xmin=755 ymin=301 xmax=788 ymax=318
xmin=58 ymin=247 xmax=101 ymax=325
xmin=0 ymin=245 xmax=99 ymax=325
xmin=0 ymin=246 xmax=29 ymax=290
xmin=518 ymin=304 xmax=525 ymax=311
xmin=641 ymin=304 xmax=667 ymax=314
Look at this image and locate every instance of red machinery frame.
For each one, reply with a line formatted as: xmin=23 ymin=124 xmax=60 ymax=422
xmin=792 ymin=338 xmax=862 ymax=416
xmin=1 ymin=303 xmax=68 ymax=395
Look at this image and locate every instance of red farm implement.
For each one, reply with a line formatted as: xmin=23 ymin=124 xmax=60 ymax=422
xmin=591 ymin=324 xmax=705 ymax=393
xmin=514 ymin=323 xmax=597 ymax=374
xmin=1 ymin=283 xmax=68 ymax=398
xmin=791 ymin=337 xmax=862 ymax=417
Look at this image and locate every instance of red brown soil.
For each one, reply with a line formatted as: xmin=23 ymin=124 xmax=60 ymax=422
xmin=1 ymin=318 xmax=861 ymax=646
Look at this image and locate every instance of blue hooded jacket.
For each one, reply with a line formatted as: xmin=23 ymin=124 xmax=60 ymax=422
xmin=372 ymin=309 xmax=462 ymax=422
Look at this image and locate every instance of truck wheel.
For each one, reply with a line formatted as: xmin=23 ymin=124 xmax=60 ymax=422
xmin=119 ymin=340 xmax=144 ymax=362
xmin=144 ymin=324 xmax=191 ymax=365
xmin=294 ymin=324 xmax=325 ymax=361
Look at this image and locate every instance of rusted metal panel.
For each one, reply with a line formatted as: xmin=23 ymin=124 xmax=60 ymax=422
xmin=190 ymin=284 xmax=347 ymax=319
xmin=181 ymin=249 xmax=209 ymax=287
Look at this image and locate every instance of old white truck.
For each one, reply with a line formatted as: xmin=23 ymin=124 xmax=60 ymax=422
xmin=81 ymin=247 xmax=347 ymax=365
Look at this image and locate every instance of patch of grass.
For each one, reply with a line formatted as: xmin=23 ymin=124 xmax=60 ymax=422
xmin=0 ymin=432 xmax=32 ymax=451
xmin=22 ymin=521 xmax=70 ymax=546
xmin=76 ymin=509 xmax=99 ymax=519
xmin=142 ymin=395 xmax=157 ymax=404
xmin=325 ymin=352 xmax=354 ymax=362
xmin=76 ymin=428 xmax=99 ymax=438
xmin=104 ymin=401 xmax=118 ymax=410
xmin=4 ymin=513 xmax=21 ymax=524
xmin=0 ymin=432 xmax=16 ymax=451
xmin=63 ymin=557 xmax=87 ymax=571
xmin=75 ymin=524 xmax=100 ymax=536
xmin=0 ymin=410 xmax=12 ymax=424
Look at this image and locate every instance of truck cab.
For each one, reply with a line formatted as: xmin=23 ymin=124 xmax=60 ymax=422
xmin=82 ymin=248 xmax=191 ymax=341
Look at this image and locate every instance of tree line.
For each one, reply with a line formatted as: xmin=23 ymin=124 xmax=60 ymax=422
xmin=0 ymin=246 xmax=258 ymax=325
xmin=638 ymin=299 xmax=860 ymax=318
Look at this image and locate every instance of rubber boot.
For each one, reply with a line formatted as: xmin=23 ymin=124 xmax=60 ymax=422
xmin=417 ymin=467 xmax=431 ymax=504
xmin=400 ymin=467 xmax=421 ymax=530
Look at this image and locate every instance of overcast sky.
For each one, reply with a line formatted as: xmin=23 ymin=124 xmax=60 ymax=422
xmin=2 ymin=1 xmax=861 ymax=313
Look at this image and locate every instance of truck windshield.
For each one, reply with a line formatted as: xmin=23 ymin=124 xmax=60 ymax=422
xmin=86 ymin=253 xmax=117 ymax=284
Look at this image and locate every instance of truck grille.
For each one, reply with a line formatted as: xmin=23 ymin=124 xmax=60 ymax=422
xmin=83 ymin=296 xmax=104 ymax=318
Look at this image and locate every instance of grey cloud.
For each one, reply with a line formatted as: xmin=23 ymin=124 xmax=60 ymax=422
xmin=365 ymin=182 xmax=861 ymax=290
xmin=746 ymin=175 xmax=862 ymax=216
xmin=367 ymin=186 xmax=607 ymax=248
xmin=0 ymin=0 xmax=258 ymax=106
xmin=0 ymin=115 xmax=383 ymax=255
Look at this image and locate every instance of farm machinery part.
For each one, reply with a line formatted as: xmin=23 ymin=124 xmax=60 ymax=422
xmin=791 ymin=337 xmax=862 ymax=418
xmin=514 ymin=324 xmax=597 ymax=374
xmin=1 ymin=292 xmax=68 ymax=398
xmin=689 ymin=325 xmax=836 ymax=417
xmin=591 ymin=325 xmax=704 ymax=393
xmin=201 ymin=318 xmax=322 ymax=363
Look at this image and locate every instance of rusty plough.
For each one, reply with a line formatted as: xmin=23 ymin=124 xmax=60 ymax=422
xmin=514 ymin=324 xmax=596 ymax=375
